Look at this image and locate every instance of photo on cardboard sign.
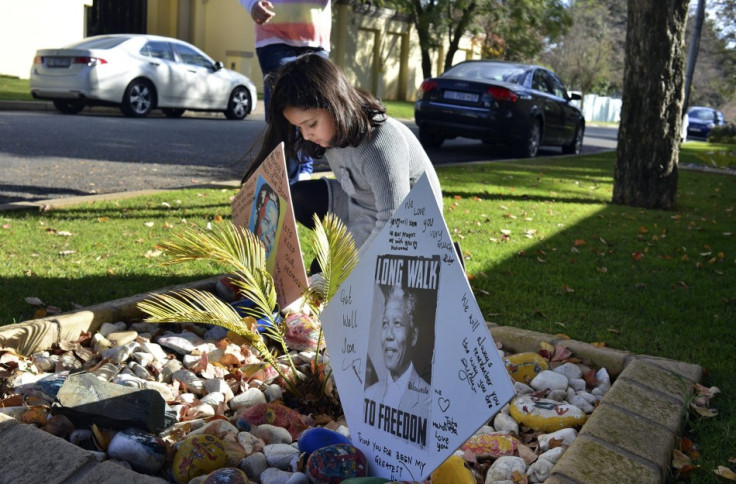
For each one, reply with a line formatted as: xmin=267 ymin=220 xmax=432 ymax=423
xmin=248 ymin=175 xmax=285 ymax=271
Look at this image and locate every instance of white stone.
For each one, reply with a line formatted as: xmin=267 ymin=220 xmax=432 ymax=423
xmin=263 ymin=443 xmax=300 ymax=470
xmin=113 ymin=373 xmax=146 ymax=389
xmin=527 ymin=457 xmax=555 ymax=482
xmin=538 ymin=428 xmax=578 ymax=451
xmin=239 ymin=451 xmax=268 ymax=480
xmin=131 ymin=351 xmax=154 ymax=367
xmin=106 ymin=331 xmax=138 ymax=347
xmin=200 ymin=391 xmax=226 ymax=408
xmin=140 ymin=342 xmax=169 ymax=362
xmin=475 ymin=425 xmax=496 ymax=435
xmin=101 ymin=341 xmax=140 ymax=363
xmin=177 ymin=392 xmax=197 ymax=404
xmin=530 ymin=370 xmax=569 ymax=392
xmin=264 ymin=383 xmax=283 ymax=402
xmin=99 ymin=321 xmax=127 ymax=337
xmin=539 ymin=446 xmax=566 ymax=464
xmin=493 ymin=412 xmax=519 ymax=434
xmin=260 ymin=468 xmax=295 ymax=484
xmin=204 ymin=378 xmax=234 ymax=400
xmin=250 ymin=424 xmax=293 ymax=445
xmin=92 ymin=332 xmax=112 ymax=352
xmin=553 ymin=362 xmax=583 ymax=380
xmin=229 ymin=387 xmax=267 ymax=410
xmin=156 ymin=330 xmax=205 ymax=355
xmin=513 ymin=381 xmax=533 ymax=394
xmin=128 ymin=361 xmax=151 ymax=380
xmin=238 ymin=431 xmax=265 ymax=455
xmin=172 ymin=369 xmax=205 ymax=395
xmin=548 ymin=389 xmax=567 ymax=401
xmin=568 ymin=377 xmax=586 ymax=392
xmin=485 ymin=456 xmax=526 ymax=483
xmin=183 ymin=354 xmax=202 ymax=369
xmin=161 ymin=359 xmax=184 ymax=383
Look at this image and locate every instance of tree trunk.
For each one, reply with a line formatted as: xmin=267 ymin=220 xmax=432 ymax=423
xmin=612 ymin=0 xmax=689 ymax=209
xmin=443 ymin=0 xmax=477 ymax=72
xmin=412 ymin=0 xmax=435 ymax=80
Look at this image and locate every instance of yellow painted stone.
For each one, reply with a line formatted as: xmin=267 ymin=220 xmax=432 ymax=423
xmin=172 ymin=434 xmax=227 ymax=484
xmin=509 ymin=395 xmax=586 ymax=432
xmin=431 ymin=455 xmax=475 ymax=484
xmin=504 ymin=352 xmax=549 ymax=383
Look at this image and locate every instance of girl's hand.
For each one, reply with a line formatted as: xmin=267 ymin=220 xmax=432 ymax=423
xmin=251 ymin=0 xmax=275 ymax=25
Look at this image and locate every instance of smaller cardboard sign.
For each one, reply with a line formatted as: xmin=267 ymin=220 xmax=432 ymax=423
xmin=232 ymin=143 xmax=308 ymax=309
xmin=320 ymin=175 xmax=516 ymax=481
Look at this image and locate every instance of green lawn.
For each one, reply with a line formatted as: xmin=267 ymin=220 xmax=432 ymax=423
xmin=0 ymin=115 xmax=733 ymax=481
xmin=0 ymin=75 xmax=33 ymax=101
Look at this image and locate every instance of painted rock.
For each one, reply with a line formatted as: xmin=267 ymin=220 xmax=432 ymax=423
xmin=203 ymin=467 xmax=249 ymax=484
xmin=509 ymin=394 xmax=587 ymax=432
xmin=283 ymin=313 xmax=324 ymax=351
xmin=298 ymin=427 xmax=352 ymax=457
xmin=238 ymin=403 xmax=308 ymax=440
xmin=504 ymin=352 xmax=549 ymax=383
xmin=306 ymin=444 xmax=368 ymax=484
xmin=460 ymin=432 xmax=520 ymax=458
xmin=431 ymin=455 xmax=475 ymax=484
xmin=107 ymin=428 xmax=167 ymax=474
xmin=172 ymin=434 xmax=227 ymax=484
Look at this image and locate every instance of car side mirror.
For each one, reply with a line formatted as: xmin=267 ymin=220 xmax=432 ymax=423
xmin=213 ymin=61 xmax=224 ymax=71
xmin=569 ymin=92 xmax=582 ymax=101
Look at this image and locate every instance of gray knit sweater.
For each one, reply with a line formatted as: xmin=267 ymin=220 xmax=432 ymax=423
xmin=324 ymin=116 xmax=443 ymax=255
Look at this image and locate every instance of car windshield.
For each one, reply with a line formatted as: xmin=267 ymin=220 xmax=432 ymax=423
xmin=689 ymin=108 xmax=715 ymax=121
xmin=444 ymin=63 xmax=527 ymax=84
xmin=63 ymin=36 xmax=129 ymax=50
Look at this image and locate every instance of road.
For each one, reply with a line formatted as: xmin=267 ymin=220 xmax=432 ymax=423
xmin=0 ymin=109 xmax=617 ymax=205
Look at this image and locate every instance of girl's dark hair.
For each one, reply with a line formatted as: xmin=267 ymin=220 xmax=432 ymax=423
xmin=243 ymin=54 xmax=386 ymax=183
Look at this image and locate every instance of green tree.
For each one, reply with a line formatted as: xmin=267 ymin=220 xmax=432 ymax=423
xmin=613 ymin=0 xmax=690 ymax=210
xmin=542 ymin=0 xmax=613 ymax=96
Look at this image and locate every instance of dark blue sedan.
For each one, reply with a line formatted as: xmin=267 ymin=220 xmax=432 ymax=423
xmin=686 ymin=106 xmax=726 ymax=140
xmin=414 ymin=60 xmax=585 ymax=158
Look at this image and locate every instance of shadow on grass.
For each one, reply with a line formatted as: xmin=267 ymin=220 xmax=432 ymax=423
xmin=0 ymin=273 xmax=216 ymax=326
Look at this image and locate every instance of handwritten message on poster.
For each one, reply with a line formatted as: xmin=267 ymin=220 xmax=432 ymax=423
xmin=320 ymin=175 xmax=515 ymax=481
xmin=232 ymin=143 xmax=308 ymax=309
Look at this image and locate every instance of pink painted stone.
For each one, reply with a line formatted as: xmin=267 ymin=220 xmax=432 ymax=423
xmin=238 ymin=403 xmax=308 ymax=440
xmin=460 ymin=432 xmax=521 ymax=458
xmin=283 ymin=313 xmax=324 ymax=351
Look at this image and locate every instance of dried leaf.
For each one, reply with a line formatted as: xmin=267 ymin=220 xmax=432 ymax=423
xmin=632 ymin=250 xmax=644 ymax=261
xmin=591 ymin=342 xmax=606 ymax=348
xmin=715 ymin=466 xmax=736 ymax=480
xmin=24 ymin=297 xmax=45 ymax=306
xmin=144 ymin=222 xmax=155 ymax=227
xmin=562 ymin=285 xmax=575 ymax=293
xmin=551 ymin=345 xmax=572 ymax=361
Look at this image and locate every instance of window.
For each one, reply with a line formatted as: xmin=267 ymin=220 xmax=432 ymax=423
xmin=172 ymin=43 xmax=213 ymax=69
xmin=545 ymin=72 xmax=568 ymax=99
xmin=140 ymin=41 xmax=174 ymax=61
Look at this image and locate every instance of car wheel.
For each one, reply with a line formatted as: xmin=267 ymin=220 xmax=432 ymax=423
xmin=162 ymin=108 xmax=185 ymax=118
xmin=120 ymin=79 xmax=154 ymax=117
xmin=562 ymin=124 xmax=584 ymax=155
xmin=225 ymin=87 xmax=251 ymax=120
xmin=418 ymin=127 xmax=444 ymax=149
xmin=52 ymin=100 xmax=85 ymax=115
xmin=517 ymin=119 xmax=541 ymax=158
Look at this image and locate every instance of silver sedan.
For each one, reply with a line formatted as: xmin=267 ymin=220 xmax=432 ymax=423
xmin=30 ymin=34 xmax=257 ymax=120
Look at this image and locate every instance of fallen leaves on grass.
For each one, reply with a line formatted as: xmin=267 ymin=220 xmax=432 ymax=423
xmin=689 ymin=383 xmax=720 ymax=418
xmin=714 ymin=466 xmax=736 ymax=480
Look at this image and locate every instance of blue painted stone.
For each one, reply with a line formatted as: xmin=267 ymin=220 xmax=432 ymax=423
xmin=203 ymin=467 xmax=249 ymax=484
xmin=298 ymin=427 xmax=352 ymax=457
xmin=306 ymin=444 xmax=367 ymax=484
xmin=230 ymin=299 xmax=280 ymax=332
xmin=35 ymin=371 xmax=69 ymax=399
xmin=234 ymin=415 xmax=252 ymax=432
xmin=107 ymin=427 xmax=167 ymax=474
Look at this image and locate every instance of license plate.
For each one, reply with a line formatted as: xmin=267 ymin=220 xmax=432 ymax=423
xmin=46 ymin=57 xmax=71 ymax=68
xmin=443 ymin=90 xmax=479 ymax=103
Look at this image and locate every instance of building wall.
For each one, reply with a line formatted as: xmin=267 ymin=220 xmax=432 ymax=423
xmin=1 ymin=0 xmax=479 ymax=101
xmin=0 ymin=0 xmax=93 ymax=79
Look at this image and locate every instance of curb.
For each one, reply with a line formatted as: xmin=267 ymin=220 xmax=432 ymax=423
xmin=0 ymin=279 xmax=701 ymax=484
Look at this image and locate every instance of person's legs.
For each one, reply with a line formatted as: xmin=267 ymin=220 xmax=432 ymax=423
xmin=290 ymin=178 xmax=329 ymax=229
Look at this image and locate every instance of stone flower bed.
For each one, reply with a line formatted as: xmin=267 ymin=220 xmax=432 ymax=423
xmin=0 ymin=277 xmax=702 ymax=484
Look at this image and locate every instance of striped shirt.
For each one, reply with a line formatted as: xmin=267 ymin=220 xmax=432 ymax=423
xmin=240 ymin=0 xmax=331 ymax=50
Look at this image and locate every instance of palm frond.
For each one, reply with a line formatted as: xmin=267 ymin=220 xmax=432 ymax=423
xmin=305 ymin=213 xmax=358 ymax=313
xmin=137 ymin=288 xmax=259 ymax=341
xmin=157 ymin=223 xmax=266 ymax=276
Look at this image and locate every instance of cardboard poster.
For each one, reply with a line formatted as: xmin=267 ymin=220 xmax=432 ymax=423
xmin=320 ymin=175 xmax=516 ymax=481
xmin=232 ymin=143 xmax=308 ymax=310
